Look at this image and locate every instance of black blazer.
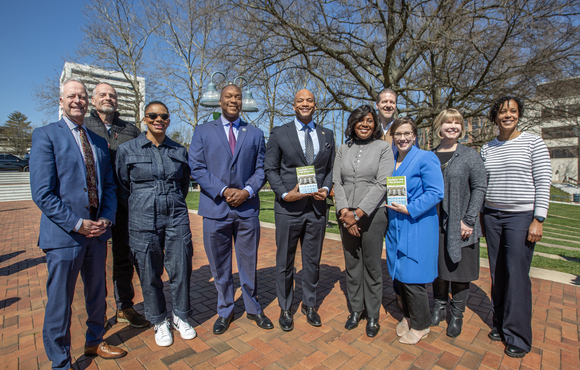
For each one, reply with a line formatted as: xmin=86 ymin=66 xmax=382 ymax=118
xmin=265 ymin=121 xmax=335 ymax=216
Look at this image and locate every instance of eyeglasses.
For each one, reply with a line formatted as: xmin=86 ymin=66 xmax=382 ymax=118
xmin=145 ymin=113 xmax=169 ymax=120
xmin=393 ymin=131 xmax=414 ymax=138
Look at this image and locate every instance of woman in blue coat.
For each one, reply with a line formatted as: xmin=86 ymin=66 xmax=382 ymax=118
xmin=385 ymin=117 xmax=444 ymax=345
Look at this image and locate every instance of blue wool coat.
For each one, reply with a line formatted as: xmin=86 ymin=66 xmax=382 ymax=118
xmin=385 ymin=146 xmax=444 ymax=284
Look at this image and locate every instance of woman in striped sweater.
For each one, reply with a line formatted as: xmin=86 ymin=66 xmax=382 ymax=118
xmin=480 ymin=96 xmax=552 ymax=358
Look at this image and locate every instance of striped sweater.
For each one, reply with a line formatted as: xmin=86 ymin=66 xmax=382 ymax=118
xmin=480 ymin=132 xmax=552 ymax=218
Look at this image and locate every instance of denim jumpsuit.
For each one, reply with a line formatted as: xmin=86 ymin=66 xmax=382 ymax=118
xmin=116 ymin=133 xmax=192 ymax=325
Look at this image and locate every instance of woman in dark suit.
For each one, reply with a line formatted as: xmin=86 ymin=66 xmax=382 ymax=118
xmin=333 ymin=105 xmax=394 ymax=337
xmin=429 ymin=109 xmax=487 ymax=338
xmin=385 ymin=117 xmax=444 ymax=345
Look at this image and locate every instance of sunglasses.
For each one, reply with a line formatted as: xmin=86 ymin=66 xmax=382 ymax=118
xmin=145 ymin=113 xmax=169 ymax=120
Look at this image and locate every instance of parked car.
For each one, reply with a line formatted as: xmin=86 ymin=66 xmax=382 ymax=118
xmin=0 ymin=153 xmax=29 ymax=172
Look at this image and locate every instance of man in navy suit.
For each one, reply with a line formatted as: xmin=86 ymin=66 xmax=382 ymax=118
xmin=31 ymin=79 xmax=126 ymax=369
xmin=264 ymin=89 xmax=335 ymax=331
xmin=189 ymin=84 xmax=273 ymax=334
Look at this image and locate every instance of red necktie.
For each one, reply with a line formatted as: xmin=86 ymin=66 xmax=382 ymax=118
xmin=229 ymin=123 xmax=236 ymax=154
xmin=78 ymin=127 xmax=98 ymax=208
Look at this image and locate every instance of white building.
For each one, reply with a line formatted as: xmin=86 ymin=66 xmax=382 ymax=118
xmin=533 ymin=77 xmax=580 ymax=183
xmin=60 ymin=62 xmax=146 ymax=125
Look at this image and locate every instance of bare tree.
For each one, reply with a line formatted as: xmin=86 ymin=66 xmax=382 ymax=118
xmin=145 ymin=0 xmax=225 ymax=129
xmin=77 ymin=0 xmax=157 ymax=129
xmin=225 ymin=0 xmax=580 ymax=136
xmin=32 ymin=71 xmax=61 ymax=124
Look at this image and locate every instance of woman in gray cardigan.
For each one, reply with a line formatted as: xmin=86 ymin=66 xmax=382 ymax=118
xmin=333 ymin=105 xmax=394 ymax=337
xmin=430 ymin=109 xmax=487 ymax=338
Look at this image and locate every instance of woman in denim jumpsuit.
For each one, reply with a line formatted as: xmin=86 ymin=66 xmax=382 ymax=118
xmin=116 ymin=101 xmax=195 ymax=347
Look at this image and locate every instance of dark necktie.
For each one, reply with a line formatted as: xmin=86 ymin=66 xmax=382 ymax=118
xmin=304 ymin=126 xmax=314 ymax=164
xmin=78 ymin=127 xmax=98 ymax=208
xmin=229 ymin=123 xmax=236 ymax=154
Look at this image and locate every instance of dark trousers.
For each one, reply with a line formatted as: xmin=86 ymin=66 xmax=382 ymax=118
xmin=111 ymin=210 xmax=135 ymax=310
xmin=203 ymin=213 xmax=261 ymax=318
xmin=275 ymin=208 xmax=325 ymax=310
xmin=482 ymin=208 xmax=535 ymax=352
xmin=43 ymin=238 xmax=107 ymax=370
xmin=400 ymin=283 xmax=431 ymax=330
xmin=340 ymin=208 xmax=387 ymax=318
xmin=130 ymin=222 xmax=193 ymax=325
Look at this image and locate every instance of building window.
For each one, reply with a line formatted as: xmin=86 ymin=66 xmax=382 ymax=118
xmin=542 ymin=126 xmax=579 ymax=139
xmin=548 ymin=146 xmax=579 ymax=158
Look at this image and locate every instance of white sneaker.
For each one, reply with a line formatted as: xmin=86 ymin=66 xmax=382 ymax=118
xmin=173 ymin=315 xmax=197 ymax=340
xmin=154 ymin=319 xmax=173 ymax=347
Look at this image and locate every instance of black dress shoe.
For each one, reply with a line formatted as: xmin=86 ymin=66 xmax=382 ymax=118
xmin=366 ymin=318 xmax=380 ymax=337
xmin=505 ymin=344 xmax=527 ymax=358
xmin=301 ymin=305 xmax=322 ymax=327
xmin=247 ymin=312 xmax=274 ymax=330
xmin=488 ymin=327 xmax=502 ymax=342
xmin=345 ymin=311 xmax=365 ymax=330
xmin=279 ymin=310 xmax=294 ymax=331
xmin=213 ymin=316 xmax=233 ymax=335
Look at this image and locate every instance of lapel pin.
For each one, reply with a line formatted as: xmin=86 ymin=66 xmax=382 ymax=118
xmin=242 ymin=128 xmax=246 ymax=131
xmin=322 ymin=132 xmax=325 ymax=135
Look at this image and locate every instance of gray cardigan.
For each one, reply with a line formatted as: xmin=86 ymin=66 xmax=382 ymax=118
xmin=435 ymin=143 xmax=487 ymax=263
xmin=333 ymin=139 xmax=394 ymax=216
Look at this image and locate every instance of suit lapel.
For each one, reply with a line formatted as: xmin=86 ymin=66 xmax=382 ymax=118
xmin=287 ymin=122 xmax=308 ymax=165
xmin=393 ymin=145 xmax=419 ymax=176
xmin=213 ymin=120 xmax=233 ymax=159
xmin=233 ymin=121 xmax=248 ymax=160
xmin=312 ymin=124 xmax=326 ymax=164
xmin=59 ymin=119 xmax=87 ymax=179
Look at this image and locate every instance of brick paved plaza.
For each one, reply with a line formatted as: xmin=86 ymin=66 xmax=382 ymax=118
xmin=1 ymin=200 xmax=579 ymax=369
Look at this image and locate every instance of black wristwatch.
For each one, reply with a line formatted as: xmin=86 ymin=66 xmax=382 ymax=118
xmin=534 ymin=216 xmax=545 ymax=223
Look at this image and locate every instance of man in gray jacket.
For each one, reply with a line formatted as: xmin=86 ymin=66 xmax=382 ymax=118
xmin=84 ymin=82 xmax=146 ymax=328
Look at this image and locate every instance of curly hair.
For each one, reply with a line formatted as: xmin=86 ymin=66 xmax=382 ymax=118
xmin=488 ymin=96 xmax=524 ymax=123
xmin=345 ymin=105 xmax=382 ymax=146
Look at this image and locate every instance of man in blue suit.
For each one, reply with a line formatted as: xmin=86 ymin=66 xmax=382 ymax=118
xmin=189 ymin=84 xmax=273 ymax=334
xmin=31 ymin=79 xmax=127 ymax=369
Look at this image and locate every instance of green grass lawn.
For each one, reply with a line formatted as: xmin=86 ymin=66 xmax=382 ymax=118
xmin=479 ymin=201 xmax=580 ymax=276
xmin=188 ymin=190 xmax=580 ymax=276
xmin=187 ymin=190 xmax=342 ymax=234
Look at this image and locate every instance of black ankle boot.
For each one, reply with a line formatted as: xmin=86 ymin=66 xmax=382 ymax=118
xmin=447 ymin=285 xmax=468 ymax=338
xmin=430 ymin=300 xmax=446 ymax=326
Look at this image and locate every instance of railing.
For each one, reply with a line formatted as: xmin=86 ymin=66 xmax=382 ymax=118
xmin=550 ymin=195 xmax=571 ymax=202
xmin=563 ymin=176 xmax=580 ymax=186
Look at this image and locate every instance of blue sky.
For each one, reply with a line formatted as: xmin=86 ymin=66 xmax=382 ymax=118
xmin=0 ymin=1 xmax=85 ymax=127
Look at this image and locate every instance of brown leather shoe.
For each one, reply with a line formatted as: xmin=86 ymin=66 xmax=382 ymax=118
xmin=84 ymin=342 xmax=127 ymax=359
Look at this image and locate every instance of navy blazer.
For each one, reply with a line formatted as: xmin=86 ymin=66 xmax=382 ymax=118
xmin=189 ymin=119 xmax=266 ymax=219
xmin=264 ymin=121 xmax=335 ymax=216
xmin=30 ymin=119 xmax=117 ymax=249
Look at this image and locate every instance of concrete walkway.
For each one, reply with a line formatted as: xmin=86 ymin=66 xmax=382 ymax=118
xmin=1 ymin=201 xmax=579 ymax=369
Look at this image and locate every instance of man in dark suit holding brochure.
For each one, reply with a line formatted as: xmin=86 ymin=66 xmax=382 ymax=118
xmin=264 ymin=89 xmax=335 ymax=331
